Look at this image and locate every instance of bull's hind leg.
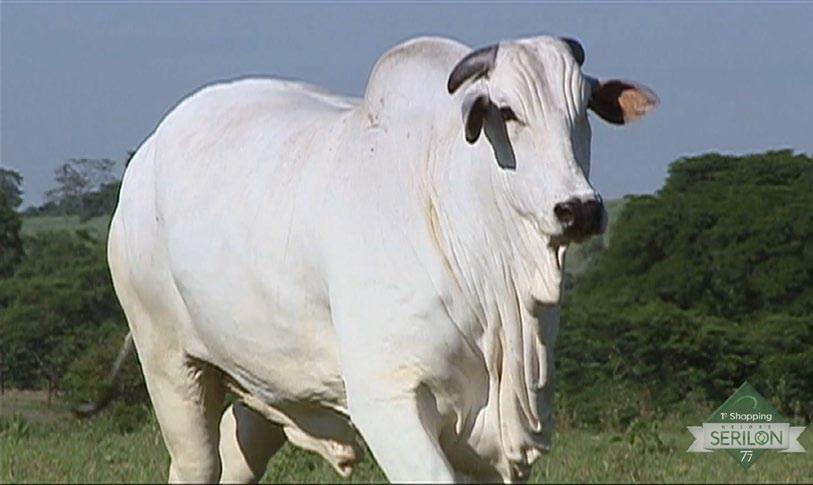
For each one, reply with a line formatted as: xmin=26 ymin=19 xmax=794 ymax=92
xmin=218 ymin=402 xmax=287 ymax=483
xmin=116 ymin=295 xmax=226 ymax=482
xmin=141 ymin=354 xmax=226 ymax=483
xmin=109 ymin=232 xmax=225 ymax=482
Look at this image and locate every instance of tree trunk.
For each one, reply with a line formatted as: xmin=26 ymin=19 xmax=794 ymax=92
xmin=46 ymin=375 xmax=60 ymax=406
xmin=47 ymin=377 xmax=54 ymax=406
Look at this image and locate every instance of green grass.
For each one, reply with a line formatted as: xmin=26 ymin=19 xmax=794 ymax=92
xmin=2 ymin=391 xmax=810 ymax=483
xmin=21 ymin=215 xmax=111 ymax=239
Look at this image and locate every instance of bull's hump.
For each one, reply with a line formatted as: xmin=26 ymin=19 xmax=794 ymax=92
xmin=361 ymin=36 xmax=469 ymax=118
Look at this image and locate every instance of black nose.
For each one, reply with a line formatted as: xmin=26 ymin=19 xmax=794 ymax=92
xmin=554 ymin=197 xmax=604 ymax=239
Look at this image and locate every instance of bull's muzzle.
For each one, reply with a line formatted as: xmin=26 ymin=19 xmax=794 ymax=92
xmin=554 ymin=197 xmax=606 ymax=240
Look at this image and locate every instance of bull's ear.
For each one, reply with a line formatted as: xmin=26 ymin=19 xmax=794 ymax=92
xmin=464 ymin=95 xmax=490 ymax=143
xmin=589 ymin=80 xmax=658 ymax=125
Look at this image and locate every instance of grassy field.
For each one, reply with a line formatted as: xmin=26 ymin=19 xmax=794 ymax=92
xmin=2 ymin=390 xmax=810 ymax=483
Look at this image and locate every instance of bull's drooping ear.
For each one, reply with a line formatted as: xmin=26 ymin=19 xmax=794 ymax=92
xmin=461 ymin=93 xmax=517 ymax=168
xmin=588 ymin=79 xmax=658 ymax=125
xmin=463 ymin=94 xmax=490 ymax=143
xmin=447 ymin=45 xmax=499 ymax=94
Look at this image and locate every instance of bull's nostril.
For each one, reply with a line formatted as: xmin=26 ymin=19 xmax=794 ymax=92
xmin=554 ymin=202 xmax=576 ymax=227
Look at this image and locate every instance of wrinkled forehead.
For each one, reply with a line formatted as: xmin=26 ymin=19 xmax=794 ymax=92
xmin=492 ymin=36 xmax=590 ymax=117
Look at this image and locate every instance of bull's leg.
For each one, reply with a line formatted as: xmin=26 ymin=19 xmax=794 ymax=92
xmin=218 ymin=402 xmax=287 ymax=483
xmin=115 ymin=292 xmax=225 ymax=482
xmin=115 ymin=292 xmax=225 ymax=481
xmin=139 ymin=354 xmax=226 ymax=483
xmin=330 ymin=286 xmax=459 ymax=482
xmin=108 ymin=211 xmax=226 ymax=482
xmin=343 ymin=375 xmax=456 ymax=483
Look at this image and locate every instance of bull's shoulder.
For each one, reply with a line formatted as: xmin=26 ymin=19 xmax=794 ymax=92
xmin=361 ymin=37 xmax=469 ymax=118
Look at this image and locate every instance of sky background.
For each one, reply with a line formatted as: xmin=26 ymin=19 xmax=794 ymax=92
xmin=2 ymin=2 xmax=811 ymax=207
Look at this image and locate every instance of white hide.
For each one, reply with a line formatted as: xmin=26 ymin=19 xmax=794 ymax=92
xmin=109 ymin=36 xmax=609 ymax=482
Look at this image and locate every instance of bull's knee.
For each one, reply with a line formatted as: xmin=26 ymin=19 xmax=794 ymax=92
xmin=219 ymin=402 xmax=286 ymax=483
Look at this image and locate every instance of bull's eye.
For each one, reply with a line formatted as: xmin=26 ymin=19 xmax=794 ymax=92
xmin=499 ymin=106 xmax=518 ymax=122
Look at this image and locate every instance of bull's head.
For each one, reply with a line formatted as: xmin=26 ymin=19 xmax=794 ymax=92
xmin=447 ymin=36 xmax=657 ymax=305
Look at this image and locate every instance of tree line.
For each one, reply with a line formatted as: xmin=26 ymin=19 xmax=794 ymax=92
xmin=0 ymin=159 xmax=145 ymax=420
xmin=558 ymin=150 xmax=812 ymax=427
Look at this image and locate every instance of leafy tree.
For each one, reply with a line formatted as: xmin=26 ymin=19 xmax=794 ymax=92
xmin=0 ymin=194 xmax=24 ymax=279
xmin=559 ymin=150 xmax=813 ymax=426
xmin=44 ymin=158 xmax=116 ymax=219
xmin=0 ymin=230 xmax=124 ymax=402
xmin=78 ymin=181 xmax=121 ymax=222
xmin=62 ymin=329 xmax=149 ymax=432
xmin=0 ymin=168 xmax=24 ymax=209
xmin=0 ymin=168 xmax=24 ymax=278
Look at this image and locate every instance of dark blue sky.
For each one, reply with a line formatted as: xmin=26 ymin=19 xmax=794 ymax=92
xmin=2 ymin=2 xmax=811 ymax=207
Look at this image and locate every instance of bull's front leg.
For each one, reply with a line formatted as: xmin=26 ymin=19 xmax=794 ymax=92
xmin=332 ymin=292 xmax=459 ymax=483
xmin=342 ymin=368 xmax=456 ymax=483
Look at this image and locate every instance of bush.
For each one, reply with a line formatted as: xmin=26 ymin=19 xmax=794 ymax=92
xmin=745 ymin=314 xmax=813 ymax=419
xmin=0 ymin=192 xmax=23 ymax=279
xmin=108 ymin=402 xmax=151 ymax=434
xmin=0 ymin=230 xmax=124 ymax=390
xmin=61 ymin=327 xmax=150 ymax=433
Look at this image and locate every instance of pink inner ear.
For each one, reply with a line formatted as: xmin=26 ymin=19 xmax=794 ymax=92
xmin=590 ymin=80 xmax=658 ymax=125
xmin=618 ymin=85 xmax=658 ymax=123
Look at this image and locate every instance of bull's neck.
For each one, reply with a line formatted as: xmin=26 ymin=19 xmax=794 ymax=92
xmin=424 ymin=135 xmax=557 ymax=480
xmin=426 ymin=137 xmax=556 ymax=321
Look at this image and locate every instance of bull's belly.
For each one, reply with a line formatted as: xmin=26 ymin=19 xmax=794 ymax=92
xmin=180 ymin=278 xmax=342 ymax=390
xmin=205 ymin=317 xmax=347 ymax=412
xmin=172 ymin=267 xmax=361 ymax=474
xmin=211 ymin=318 xmax=360 ymax=476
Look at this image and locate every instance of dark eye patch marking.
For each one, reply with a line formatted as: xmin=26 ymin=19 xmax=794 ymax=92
xmin=500 ymin=106 xmax=518 ymax=122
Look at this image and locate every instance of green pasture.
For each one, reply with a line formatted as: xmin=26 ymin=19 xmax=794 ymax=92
xmin=1 ymin=391 xmax=809 ymax=483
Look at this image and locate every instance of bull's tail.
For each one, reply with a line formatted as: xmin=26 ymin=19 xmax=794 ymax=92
xmin=72 ymin=331 xmax=135 ymax=418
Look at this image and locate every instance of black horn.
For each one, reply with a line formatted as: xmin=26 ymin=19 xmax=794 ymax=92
xmin=447 ymin=44 xmax=499 ymax=94
xmin=561 ymin=37 xmax=585 ymax=66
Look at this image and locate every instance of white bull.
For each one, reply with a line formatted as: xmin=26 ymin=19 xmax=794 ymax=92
xmin=109 ymin=35 xmax=656 ymax=483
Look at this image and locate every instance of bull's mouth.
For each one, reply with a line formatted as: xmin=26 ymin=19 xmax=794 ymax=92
xmin=527 ymin=237 xmax=569 ymax=314
xmin=548 ymin=231 xmax=576 ymax=273
xmin=549 ymin=241 xmax=568 ymax=272
xmin=521 ymin=217 xmax=574 ymax=310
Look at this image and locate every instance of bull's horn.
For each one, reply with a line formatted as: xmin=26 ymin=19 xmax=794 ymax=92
xmin=447 ymin=44 xmax=499 ymax=94
xmin=561 ymin=37 xmax=585 ymax=66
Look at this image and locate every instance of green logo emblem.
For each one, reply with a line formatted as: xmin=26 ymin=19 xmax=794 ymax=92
xmin=687 ymin=382 xmax=806 ymax=468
